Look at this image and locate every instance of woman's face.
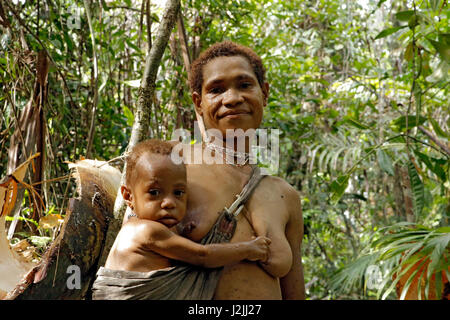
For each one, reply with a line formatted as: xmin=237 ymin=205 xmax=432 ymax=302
xmin=193 ymin=55 xmax=269 ymax=138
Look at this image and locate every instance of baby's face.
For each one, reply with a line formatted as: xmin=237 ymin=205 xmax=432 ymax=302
xmin=128 ymin=153 xmax=187 ymax=228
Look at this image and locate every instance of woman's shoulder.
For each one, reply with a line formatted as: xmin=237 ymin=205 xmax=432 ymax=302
xmin=259 ymin=174 xmax=298 ymax=195
xmin=257 ymin=175 xmax=301 ymax=211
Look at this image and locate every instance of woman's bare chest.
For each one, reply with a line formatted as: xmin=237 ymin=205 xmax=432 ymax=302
xmin=177 ymin=165 xmax=251 ymax=241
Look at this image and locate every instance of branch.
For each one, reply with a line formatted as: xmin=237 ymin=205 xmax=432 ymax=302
xmin=145 ymin=0 xmax=152 ymax=51
xmin=129 ymin=0 xmax=180 ymax=149
xmin=177 ymin=11 xmax=191 ymax=74
xmin=84 ymin=0 xmax=99 ymax=158
xmin=418 ymin=125 xmax=450 ymax=157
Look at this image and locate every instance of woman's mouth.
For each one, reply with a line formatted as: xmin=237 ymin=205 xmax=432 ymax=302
xmin=220 ymin=111 xmax=250 ymax=119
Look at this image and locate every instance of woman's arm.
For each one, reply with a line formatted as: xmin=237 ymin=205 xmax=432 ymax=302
xmin=138 ymin=220 xmax=271 ymax=268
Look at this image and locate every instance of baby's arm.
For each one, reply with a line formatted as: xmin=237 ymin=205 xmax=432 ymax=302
xmin=138 ymin=220 xmax=271 ymax=268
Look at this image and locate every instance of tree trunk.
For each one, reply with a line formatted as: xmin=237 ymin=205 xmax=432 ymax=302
xmin=97 ymin=0 xmax=181 ymax=269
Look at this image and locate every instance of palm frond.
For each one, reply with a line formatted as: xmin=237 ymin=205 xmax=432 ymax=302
xmin=330 ymin=223 xmax=450 ymax=299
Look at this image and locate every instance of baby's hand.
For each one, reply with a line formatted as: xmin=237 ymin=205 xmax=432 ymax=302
xmin=246 ymin=236 xmax=271 ymax=262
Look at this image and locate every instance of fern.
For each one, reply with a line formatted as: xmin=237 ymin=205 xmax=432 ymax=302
xmin=407 ymin=160 xmax=425 ymax=219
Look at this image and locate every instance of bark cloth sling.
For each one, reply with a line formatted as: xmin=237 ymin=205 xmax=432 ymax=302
xmin=91 ymin=166 xmax=265 ymax=300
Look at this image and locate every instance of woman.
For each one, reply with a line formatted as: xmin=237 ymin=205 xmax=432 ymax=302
xmin=126 ymin=41 xmax=305 ymax=300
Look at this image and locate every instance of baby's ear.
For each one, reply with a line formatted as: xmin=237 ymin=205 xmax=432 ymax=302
xmin=121 ymin=185 xmax=133 ymax=207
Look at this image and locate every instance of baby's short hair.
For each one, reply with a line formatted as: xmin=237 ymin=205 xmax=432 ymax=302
xmin=125 ymin=139 xmax=176 ymax=186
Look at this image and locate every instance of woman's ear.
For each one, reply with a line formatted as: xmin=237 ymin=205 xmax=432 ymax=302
xmin=192 ymin=91 xmax=203 ymax=115
xmin=121 ymin=185 xmax=133 ymax=209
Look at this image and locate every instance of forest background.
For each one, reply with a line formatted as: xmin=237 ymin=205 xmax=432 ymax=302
xmin=0 ymin=0 xmax=449 ymax=300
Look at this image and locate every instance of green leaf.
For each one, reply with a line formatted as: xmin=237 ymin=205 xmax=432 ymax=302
xmin=430 ymin=0 xmax=440 ymax=11
xmin=432 ymin=163 xmax=447 ymax=182
xmin=404 ymin=42 xmax=414 ymax=61
xmin=5 ymin=216 xmax=39 ymax=227
xmin=407 ymin=161 xmax=425 ymax=219
xmin=429 ymin=117 xmax=450 ymax=139
xmin=435 ymin=271 xmax=443 ymax=300
xmin=427 ymin=233 xmax=450 ymax=279
xmin=343 ymin=117 xmax=370 ymax=130
xmin=414 ymin=150 xmax=446 ymax=181
xmin=330 ymin=175 xmax=349 ymax=204
xmin=428 ymin=37 xmax=450 ymax=63
xmin=395 ymin=10 xmax=415 ymax=22
xmin=375 ymin=26 xmax=406 ymax=40
xmin=122 ymin=106 xmax=134 ymax=127
xmin=436 ymin=227 xmax=450 ymax=233
xmin=390 ymin=115 xmax=427 ymax=132
xmin=408 ymin=14 xmax=420 ymax=30
xmin=377 ymin=149 xmax=394 ymax=176
xmin=28 ymin=236 xmax=52 ymax=248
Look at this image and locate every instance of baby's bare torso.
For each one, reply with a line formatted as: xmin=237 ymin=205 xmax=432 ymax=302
xmin=105 ymin=221 xmax=172 ymax=272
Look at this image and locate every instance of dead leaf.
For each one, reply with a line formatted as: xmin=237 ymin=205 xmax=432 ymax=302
xmin=11 ymin=239 xmax=30 ymax=252
xmin=39 ymin=214 xmax=63 ymax=229
xmin=20 ymin=247 xmax=36 ymax=263
xmin=0 ymin=153 xmax=40 ymax=218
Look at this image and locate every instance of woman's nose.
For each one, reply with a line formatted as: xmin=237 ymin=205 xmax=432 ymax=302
xmin=223 ymin=87 xmax=244 ymax=107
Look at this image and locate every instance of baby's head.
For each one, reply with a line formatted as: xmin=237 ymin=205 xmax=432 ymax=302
xmin=121 ymin=139 xmax=187 ymax=228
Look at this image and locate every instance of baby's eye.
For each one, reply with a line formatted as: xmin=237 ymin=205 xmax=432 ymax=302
xmin=174 ymin=190 xmax=185 ymax=197
xmin=149 ymin=189 xmax=160 ymax=196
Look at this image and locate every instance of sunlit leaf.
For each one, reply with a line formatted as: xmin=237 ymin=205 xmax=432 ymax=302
xmin=375 ymin=26 xmax=407 ymax=40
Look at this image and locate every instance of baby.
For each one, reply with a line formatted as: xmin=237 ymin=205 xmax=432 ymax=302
xmin=103 ymin=139 xmax=270 ymax=274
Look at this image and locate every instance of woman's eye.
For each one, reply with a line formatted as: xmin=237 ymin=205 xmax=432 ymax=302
xmin=209 ymin=87 xmax=223 ymax=94
xmin=149 ymin=189 xmax=160 ymax=196
xmin=240 ymin=82 xmax=251 ymax=89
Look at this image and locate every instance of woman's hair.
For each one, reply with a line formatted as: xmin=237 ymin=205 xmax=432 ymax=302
xmin=125 ymin=139 xmax=178 ymax=186
xmin=189 ymin=41 xmax=266 ymax=94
